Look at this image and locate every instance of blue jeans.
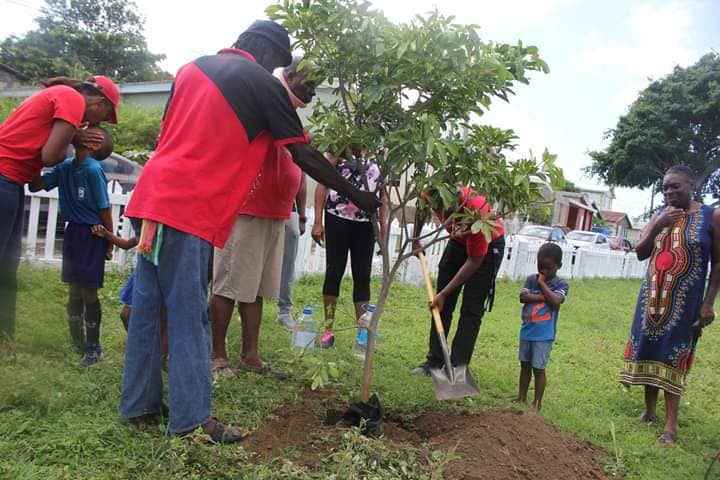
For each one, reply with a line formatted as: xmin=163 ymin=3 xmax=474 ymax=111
xmin=0 ymin=174 xmax=23 ymax=341
xmin=119 ymin=225 xmax=212 ymax=433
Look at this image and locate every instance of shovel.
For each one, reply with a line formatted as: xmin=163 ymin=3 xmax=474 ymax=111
xmin=417 ymin=252 xmax=480 ymax=401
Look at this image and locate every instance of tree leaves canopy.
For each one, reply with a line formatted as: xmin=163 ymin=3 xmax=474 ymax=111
xmin=0 ymin=0 xmax=168 ymax=82
xmin=587 ymin=53 xmax=720 ymax=196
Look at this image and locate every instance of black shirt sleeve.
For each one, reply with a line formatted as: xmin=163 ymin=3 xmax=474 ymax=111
xmin=258 ymin=77 xmax=306 ymax=145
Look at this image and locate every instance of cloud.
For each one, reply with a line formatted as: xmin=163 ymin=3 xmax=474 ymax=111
xmin=582 ymin=1 xmax=696 ymax=77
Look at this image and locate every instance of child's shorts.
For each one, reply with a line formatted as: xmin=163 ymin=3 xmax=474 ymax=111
xmin=62 ymin=223 xmax=108 ymax=289
xmin=519 ymin=340 xmax=554 ymax=369
xmin=119 ymin=271 xmax=136 ymax=306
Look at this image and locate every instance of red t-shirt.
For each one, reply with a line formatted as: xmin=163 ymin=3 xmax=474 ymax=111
xmin=434 ymin=186 xmax=505 ymax=257
xmin=239 ymin=145 xmax=302 ymax=219
xmin=0 ymin=85 xmax=85 ymax=184
xmin=124 ymin=49 xmax=307 ymax=247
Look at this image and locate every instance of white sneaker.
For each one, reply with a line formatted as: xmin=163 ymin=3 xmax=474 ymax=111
xmin=277 ymin=313 xmax=296 ymax=331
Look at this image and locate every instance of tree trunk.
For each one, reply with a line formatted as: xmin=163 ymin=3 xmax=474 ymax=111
xmin=359 ymin=274 xmax=392 ymax=402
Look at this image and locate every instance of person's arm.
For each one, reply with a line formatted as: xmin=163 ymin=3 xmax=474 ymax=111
xmin=97 ymin=208 xmax=114 ymax=259
xmin=296 ymin=174 xmax=308 ymax=235
xmin=536 ymin=274 xmax=564 ymax=310
xmin=520 ymin=291 xmax=545 ymax=304
xmin=40 ymin=120 xmax=76 ymax=167
xmin=430 ymin=254 xmax=485 ymax=312
xmin=699 ymin=208 xmax=720 ymax=328
xmin=28 ymin=175 xmax=46 ymax=193
xmin=635 ymin=207 xmax=685 ymax=260
xmin=91 ymin=225 xmax=138 ymax=250
xmin=310 ymin=154 xmax=336 ymax=246
xmin=286 ymin=143 xmax=379 ymax=214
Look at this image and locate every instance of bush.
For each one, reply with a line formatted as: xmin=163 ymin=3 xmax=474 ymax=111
xmin=0 ymin=97 xmax=161 ymax=164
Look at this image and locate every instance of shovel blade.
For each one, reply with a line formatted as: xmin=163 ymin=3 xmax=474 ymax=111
xmin=429 ymin=364 xmax=480 ymax=401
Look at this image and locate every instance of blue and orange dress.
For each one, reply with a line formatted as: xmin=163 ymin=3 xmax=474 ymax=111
xmin=620 ymin=205 xmax=713 ymax=396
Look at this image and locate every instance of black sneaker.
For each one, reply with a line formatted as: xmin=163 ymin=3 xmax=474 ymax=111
xmin=411 ymin=361 xmax=431 ymax=376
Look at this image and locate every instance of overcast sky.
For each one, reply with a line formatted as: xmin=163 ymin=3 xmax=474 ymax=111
xmin=2 ymin=0 xmax=718 ymax=219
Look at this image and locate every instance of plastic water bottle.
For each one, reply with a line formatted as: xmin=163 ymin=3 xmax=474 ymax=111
xmin=353 ymin=304 xmax=376 ymax=359
xmin=292 ymin=306 xmax=317 ymax=349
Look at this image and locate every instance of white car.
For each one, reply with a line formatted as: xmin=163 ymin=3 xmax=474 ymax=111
xmin=566 ymin=230 xmax=610 ymax=250
xmin=512 ymin=225 xmax=568 ymax=245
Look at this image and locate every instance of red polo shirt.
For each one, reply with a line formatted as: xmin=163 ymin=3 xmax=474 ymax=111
xmin=0 ymin=85 xmax=85 ymax=184
xmin=238 ymin=145 xmax=302 ymax=219
xmin=124 ymin=49 xmax=307 ymax=247
xmin=434 ymin=186 xmax=505 ymax=257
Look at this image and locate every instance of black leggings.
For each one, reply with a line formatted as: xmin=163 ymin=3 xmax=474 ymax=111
xmin=322 ymin=211 xmax=375 ymax=302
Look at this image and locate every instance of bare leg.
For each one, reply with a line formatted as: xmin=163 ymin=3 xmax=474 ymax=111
xmin=323 ymin=295 xmax=338 ymax=330
xmin=120 ymin=305 xmax=131 ymax=332
xmin=515 ymin=361 xmax=532 ymax=403
xmin=239 ymin=297 xmax=264 ymax=368
xmin=209 ymin=294 xmax=234 ymax=361
xmin=531 ymin=368 xmax=546 ymax=412
xmin=663 ymin=391 xmax=680 ymax=437
xmin=642 ymin=386 xmax=659 ymax=422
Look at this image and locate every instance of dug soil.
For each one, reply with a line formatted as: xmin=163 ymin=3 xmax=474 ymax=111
xmin=243 ymin=388 xmax=609 ymax=479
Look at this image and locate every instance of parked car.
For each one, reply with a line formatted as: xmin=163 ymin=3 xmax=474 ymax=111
xmin=609 ymin=236 xmax=633 ymax=253
xmin=566 ymin=230 xmax=609 ymax=250
xmin=512 ymin=225 xmax=567 ymax=245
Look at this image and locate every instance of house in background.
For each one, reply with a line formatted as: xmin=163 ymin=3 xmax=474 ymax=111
xmin=0 ymin=63 xmax=29 ymax=88
xmin=600 ymin=210 xmax=632 ymax=237
xmin=551 ymin=191 xmax=599 ymax=231
xmin=581 ymin=187 xmax=615 ymax=211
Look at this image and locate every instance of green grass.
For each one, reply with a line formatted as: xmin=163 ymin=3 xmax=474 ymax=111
xmin=2 ymin=263 xmax=720 ymax=479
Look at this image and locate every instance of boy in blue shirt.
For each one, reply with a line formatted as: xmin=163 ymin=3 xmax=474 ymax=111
xmin=30 ymin=127 xmax=114 ymax=366
xmin=515 ymin=243 xmax=569 ymax=412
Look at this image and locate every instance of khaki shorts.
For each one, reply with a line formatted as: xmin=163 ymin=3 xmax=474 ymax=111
xmin=213 ymin=215 xmax=285 ymax=303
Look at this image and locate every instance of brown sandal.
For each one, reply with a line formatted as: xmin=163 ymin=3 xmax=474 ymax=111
xmin=237 ymin=359 xmax=272 ymax=374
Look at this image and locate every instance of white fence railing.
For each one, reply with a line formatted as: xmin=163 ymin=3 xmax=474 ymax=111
xmin=22 ymin=181 xmax=135 ymax=268
xmin=23 ymin=190 xmax=648 ymax=283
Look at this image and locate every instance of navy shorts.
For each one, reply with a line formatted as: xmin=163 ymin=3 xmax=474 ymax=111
xmin=62 ymin=223 xmax=108 ymax=289
xmin=519 ymin=340 xmax=554 ymax=369
xmin=119 ymin=271 xmax=135 ymax=306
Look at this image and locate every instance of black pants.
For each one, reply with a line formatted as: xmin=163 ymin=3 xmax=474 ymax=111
xmin=322 ymin=211 xmax=375 ymax=302
xmin=427 ymin=237 xmax=504 ymax=367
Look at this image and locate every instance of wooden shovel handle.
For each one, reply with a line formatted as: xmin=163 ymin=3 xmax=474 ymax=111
xmin=418 ymin=252 xmax=446 ymax=336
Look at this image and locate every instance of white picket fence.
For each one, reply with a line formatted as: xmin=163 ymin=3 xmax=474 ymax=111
xmin=22 ymin=188 xmax=648 ymax=283
xmin=22 ymin=181 xmax=136 ymax=268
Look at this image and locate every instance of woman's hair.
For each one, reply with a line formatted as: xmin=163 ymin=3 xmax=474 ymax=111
xmin=538 ymin=242 xmax=563 ymax=266
xmin=39 ymin=76 xmax=104 ymax=98
xmin=665 ymin=165 xmax=696 ymax=184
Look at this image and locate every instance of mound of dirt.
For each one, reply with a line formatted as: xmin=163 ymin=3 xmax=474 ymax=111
xmin=243 ymin=389 xmax=608 ymax=479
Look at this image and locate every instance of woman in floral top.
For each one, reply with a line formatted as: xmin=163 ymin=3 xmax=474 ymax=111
xmin=312 ymin=149 xmax=388 ymax=348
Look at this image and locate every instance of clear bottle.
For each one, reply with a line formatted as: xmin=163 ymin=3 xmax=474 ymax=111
xmin=291 ymin=306 xmax=317 ymax=349
xmin=353 ymin=304 xmax=376 ymax=359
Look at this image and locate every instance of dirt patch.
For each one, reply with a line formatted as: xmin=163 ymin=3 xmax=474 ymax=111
xmin=243 ymin=389 xmax=608 ymax=479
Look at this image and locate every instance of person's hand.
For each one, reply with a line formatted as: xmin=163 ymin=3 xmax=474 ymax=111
xmin=537 ymin=272 xmax=546 ymax=284
xmin=311 ymin=222 xmax=324 ymax=247
xmin=699 ymin=303 xmax=715 ymax=328
xmin=429 ymin=292 xmax=446 ymax=313
xmin=73 ymin=126 xmax=104 ymax=151
xmin=353 ymin=190 xmax=381 ymax=214
xmin=656 ymin=206 xmax=685 ymax=229
xmin=298 ymin=216 xmax=307 ymax=235
xmin=412 ymin=239 xmax=425 ymax=257
xmin=105 ymin=246 xmax=113 ymax=261
xmin=91 ymin=224 xmax=108 ymax=238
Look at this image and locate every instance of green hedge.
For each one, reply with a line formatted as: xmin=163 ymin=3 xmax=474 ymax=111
xmin=0 ymin=97 xmax=161 ymax=164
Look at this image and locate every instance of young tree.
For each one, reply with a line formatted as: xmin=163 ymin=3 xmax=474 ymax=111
xmin=0 ymin=0 xmax=168 ymax=82
xmin=587 ymin=53 xmax=720 ymax=198
xmin=269 ymin=0 xmax=561 ymax=402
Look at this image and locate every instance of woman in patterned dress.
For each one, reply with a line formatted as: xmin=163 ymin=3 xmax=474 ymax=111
xmin=620 ymin=165 xmax=720 ymax=445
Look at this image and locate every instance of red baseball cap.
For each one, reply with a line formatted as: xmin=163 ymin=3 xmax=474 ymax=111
xmin=86 ymin=75 xmax=121 ymax=124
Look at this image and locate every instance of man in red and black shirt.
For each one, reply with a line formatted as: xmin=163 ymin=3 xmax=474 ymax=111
xmin=120 ymin=20 xmax=379 ymax=443
xmin=411 ymin=186 xmax=505 ymax=376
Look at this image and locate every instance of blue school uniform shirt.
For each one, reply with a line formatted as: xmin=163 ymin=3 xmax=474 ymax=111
xmin=519 ymin=274 xmax=569 ymax=342
xmin=42 ymin=156 xmax=109 ymax=225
